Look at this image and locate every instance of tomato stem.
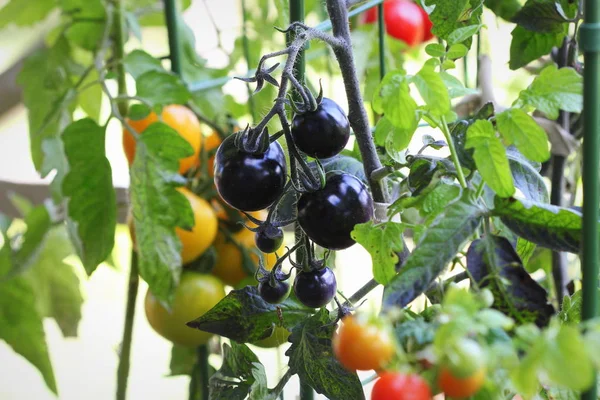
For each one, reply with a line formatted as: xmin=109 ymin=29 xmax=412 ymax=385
xmin=440 ymin=115 xmax=468 ymax=189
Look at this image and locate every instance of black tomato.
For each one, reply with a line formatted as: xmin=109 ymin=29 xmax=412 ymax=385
xmin=255 ymin=228 xmax=284 ymax=253
xmin=291 ymin=98 xmax=350 ymax=159
xmin=293 ymin=267 xmax=337 ymax=308
xmin=297 ymin=172 xmax=374 ymax=250
xmin=214 ymin=134 xmax=287 ymax=212
xmin=259 ymin=280 xmax=290 ymax=304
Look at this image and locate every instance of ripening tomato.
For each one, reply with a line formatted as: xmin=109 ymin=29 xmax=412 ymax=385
xmin=384 ymin=0 xmax=425 ymax=46
xmin=211 ymin=227 xmax=281 ymax=287
xmin=144 ymin=272 xmax=225 ymax=347
xmin=332 ymin=315 xmax=395 ymax=371
xmin=438 ymin=367 xmax=485 ymax=398
xmin=123 ymin=104 xmax=202 ymax=174
xmin=371 ymin=372 xmax=432 ymax=400
xmin=418 ymin=6 xmax=434 ymax=41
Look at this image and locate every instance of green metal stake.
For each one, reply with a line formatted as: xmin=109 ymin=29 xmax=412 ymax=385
xmin=377 ymin=3 xmax=385 ymax=80
xmin=580 ymin=0 xmax=600 ymax=398
xmin=240 ymin=0 xmax=258 ymax=123
xmin=163 ymin=0 xmax=182 ymax=75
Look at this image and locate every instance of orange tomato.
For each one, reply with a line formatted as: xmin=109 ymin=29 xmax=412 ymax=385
xmin=211 ymin=227 xmax=280 ymax=287
xmin=205 ymin=131 xmax=222 ymax=176
xmin=123 ymin=104 xmax=202 ymax=174
xmin=438 ymin=367 xmax=486 ymax=398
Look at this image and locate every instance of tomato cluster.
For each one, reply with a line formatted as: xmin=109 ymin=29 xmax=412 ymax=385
xmin=361 ymin=0 xmax=434 ymax=47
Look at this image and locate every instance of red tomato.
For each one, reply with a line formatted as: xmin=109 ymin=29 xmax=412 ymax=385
xmin=362 ymin=6 xmax=378 ymax=24
xmin=384 ymin=0 xmax=425 ymax=46
xmin=371 ymin=372 xmax=432 ymax=400
xmin=418 ymin=6 xmax=434 ymax=41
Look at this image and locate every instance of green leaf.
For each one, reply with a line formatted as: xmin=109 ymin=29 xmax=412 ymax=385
xmin=352 ymin=221 xmax=406 ymax=285
xmin=373 ymin=70 xmax=419 ymax=134
xmin=0 ymin=0 xmax=56 ymax=28
xmin=447 ymin=43 xmax=469 ymax=60
xmin=496 ymin=109 xmax=550 ymax=163
xmin=123 ymin=50 xmax=164 ymax=79
xmin=136 ymin=70 xmax=191 ymax=107
xmin=426 ymin=0 xmax=483 ymax=47
xmin=26 ymin=227 xmax=83 ymax=337
xmin=383 ymin=192 xmax=483 ymax=308
xmin=558 ymin=290 xmax=583 ymax=324
xmin=516 ymin=237 xmax=536 ymax=266
xmin=493 ymin=196 xmax=583 ymax=253
xmin=507 ymin=147 xmax=549 ymax=203
xmin=168 ymin=345 xmax=196 ymax=376
xmin=374 ymin=116 xmax=415 ymax=152
xmin=130 ymin=122 xmax=194 ymax=305
xmin=320 ymin=155 xmax=367 ymax=185
xmin=466 ymin=120 xmax=515 ymax=197
xmin=447 ymin=24 xmax=482 ymax=45
xmin=413 ymin=64 xmax=451 ymax=117
xmin=542 ymin=325 xmax=595 ymax=391
xmin=62 ymin=119 xmax=116 ymax=275
xmin=517 ymin=65 xmax=583 ymax=119
xmin=584 ymin=328 xmax=600 ymax=369
xmin=425 ymin=43 xmax=446 ymax=57
xmin=77 ymin=69 xmax=102 ymax=122
xmin=10 ymin=205 xmax=52 ymax=278
xmin=512 ymin=0 xmax=569 ymax=33
xmin=187 ymin=286 xmax=312 ymax=343
xmin=467 ymin=235 xmax=554 ymax=326
xmin=17 ymin=38 xmax=74 ymax=172
xmin=286 ymin=309 xmax=365 ymax=400
xmin=440 ymin=71 xmax=478 ymax=98
xmin=0 ymin=276 xmax=57 ymax=394
xmin=509 ymin=25 xmax=565 ymax=70
xmin=484 ymin=0 xmax=521 ymax=20
xmin=61 ymin=0 xmax=106 ymax=50
xmin=209 ymin=342 xmax=267 ymax=400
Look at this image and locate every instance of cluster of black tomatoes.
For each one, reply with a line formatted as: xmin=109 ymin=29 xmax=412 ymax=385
xmin=213 ymin=98 xmax=374 ymax=308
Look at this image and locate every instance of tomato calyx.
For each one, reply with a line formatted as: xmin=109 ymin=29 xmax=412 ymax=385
xmin=233 ymin=125 xmax=271 ymax=155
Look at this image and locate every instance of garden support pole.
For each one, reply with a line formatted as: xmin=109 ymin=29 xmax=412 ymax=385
xmin=580 ymin=0 xmax=600 ymax=398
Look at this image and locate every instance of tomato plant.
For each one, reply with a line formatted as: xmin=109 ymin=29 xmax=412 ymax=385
xmin=1 ymin=0 xmax=599 ymax=399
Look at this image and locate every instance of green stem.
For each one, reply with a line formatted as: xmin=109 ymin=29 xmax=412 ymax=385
xmin=111 ymin=0 xmax=128 ymax=116
xmin=377 ymin=3 xmax=385 ymax=81
xmin=300 ymin=381 xmax=314 ymax=400
xmin=440 ymin=116 xmax=468 ymax=189
xmin=189 ymin=345 xmax=210 ymax=400
xmin=116 ymin=251 xmax=139 ymax=400
xmin=240 ymin=0 xmax=257 ymax=122
xmin=163 ymin=0 xmax=182 ymax=75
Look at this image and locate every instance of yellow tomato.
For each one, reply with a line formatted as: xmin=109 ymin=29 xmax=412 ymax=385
xmin=177 ymin=188 xmax=218 ymax=265
xmin=144 ymin=272 xmax=225 ymax=347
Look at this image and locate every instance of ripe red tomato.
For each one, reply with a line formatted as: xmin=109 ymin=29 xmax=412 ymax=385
xmin=362 ymin=6 xmax=378 ymax=24
xmin=371 ymin=372 xmax=432 ymax=400
xmin=384 ymin=0 xmax=425 ymax=46
xmin=418 ymin=6 xmax=434 ymax=41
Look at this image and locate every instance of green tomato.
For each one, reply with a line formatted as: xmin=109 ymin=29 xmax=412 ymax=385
xmin=444 ymin=338 xmax=486 ymax=378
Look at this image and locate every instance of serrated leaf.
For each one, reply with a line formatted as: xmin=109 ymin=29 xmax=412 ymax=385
xmin=425 ymin=0 xmax=483 ymax=47
xmin=518 ymin=65 xmax=583 ymax=119
xmin=26 ymin=227 xmax=83 ymax=337
xmin=507 ymin=147 xmax=549 ymax=203
xmin=509 ymin=25 xmax=565 ymax=70
xmin=62 ymin=119 xmax=116 ymax=275
xmin=0 ymin=276 xmax=57 ymax=394
xmin=187 ymin=286 xmax=312 ymax=343
xmin=558 ymin=290 xmax=583 ymax=324
xmin=130 ymin=122 xmax=194 ymax=305
xmin=412 ymin=64 xmax=451 ymax=117
xmin=373 ymin=70 xmax=419 ymax=134
xmin=352 ymin=221 xmax=406 ymax=285
xmin=0 ymin=0 xmax=56 ymax=28
xmin=466 ymin=120 xmax=515 ymax=197
xmin=136 ymin=70 xmax=191 ymax=107
xmin=496 ymin=109 xmax=550 ymax=162
xmin=425 ymin=43 xmax=446 ymax=57
xmin=440 ymin=71 xmax=478 ymax=98
xmin=383 ymin=192 xmax=483 ymax=308
xmin=516 ymin=237 xmax=536 ymax=266
xmin=493 ymin=196 xmax=583 ymax=253
xmin=512 ymin=0 xmax=569 ymax=33
xmin=123 ymin=50 xmax=164 ymax=79
xmin=209 ymin=343 xmax=266 ymax=400
xmin=447 ymin=24 xmax=482 ymax=45
xmin=286 ymin=309 xmax=365 ymax=400
xmin=467 ymin=235 xmax=554 ymax=326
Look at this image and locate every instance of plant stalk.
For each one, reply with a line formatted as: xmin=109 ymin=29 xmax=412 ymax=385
xmin=240 ymin=0 xmax=258 ymax=122
xmin=163 ymin=0 xmax=182 ymax=75
xmin=189 ymin=345 xmax=210 ymax=400
xmin=116 ymin=250 xmax=139 ymax=400
xmin=440 ymin=116 xmax=468 ymax=189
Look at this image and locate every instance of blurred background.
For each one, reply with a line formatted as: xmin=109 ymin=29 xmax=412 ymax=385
xmin=0 ymin=0 xmax=549 ymax=398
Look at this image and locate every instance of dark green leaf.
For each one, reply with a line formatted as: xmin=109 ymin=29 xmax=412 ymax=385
xmin=187 ymin=286 xmax=312 ymax=343
xmin=517 ymin=65 xmax=583 ymax=119
xmin=169 ymin=344 xmax=196 ymax=376
xmin=62 ymin=0 xmax=106 ymax=50
xmin=128 ymin=103 xmax=152 ymax=120
xmin=123 ymin=50 xmax=164 ymax=79
xmin=130 ymin=122 xmax=194 ymax=305
xmin=509 ymin=25 xmax=565 ymax=70
xmin=484 ymin=0 xmax=521 ymax=20
xmin=384 ymin=192 xmax=483 ymax=308
xmin=26 ymin=227 xmax=83 ymax=337
xmin=11 ymin=206 xmax=52 ymax=277
xmin=467 ymin=235 xmax=554 ymax=326
xmin=209 ymin=342 xmax=267 ymax=400
xmin=351 ymin=221 xmax=406 ymax=285
xmin=286 ymin=309 xmax=364 ymax=400
xmin=0 ymin=276 xmax=57 ymax=393
xmin=412 ymin=64 xmax=451 ymax=117
xmin=507 ymin=147 xmax=549 ymax=203
xmin=512 ymin=0 xmax=569 ymax=33
xmin=136 ymin=70 xmax=191 ymax=107
xmin=493 ymin=196 xmax=582 ymax=253
xmin=496 ymin=109 xmax=550 ymax=163
xmin=320 ymin=155 xmax=367 ymax=184
xmin=0 ymin=0 xmax=55 ymax=28
xmin=466 ymin=120 xmax=515 ymax=197
xmin=62 ymin=119 xmax=116 ymax=275
xmin=425 ymin=0 xmax=483 ymax=47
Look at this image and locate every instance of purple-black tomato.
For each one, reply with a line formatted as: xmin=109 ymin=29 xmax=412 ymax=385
xmin=214 ymin=134 xmax=287 ymax=212
xmin=293 ymin=267 xmax=337 ymax=308
xmin=255 ymin=228 xmax=284 ymax=254
xmin=258 ymin=279 xmax=290 ymax=304
xmin=297 ymin=172 xmax=374 ymax=250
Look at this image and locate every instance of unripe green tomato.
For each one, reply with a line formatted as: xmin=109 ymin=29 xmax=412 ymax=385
xmin=444 ymin=338 xmax=486 ymax=378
